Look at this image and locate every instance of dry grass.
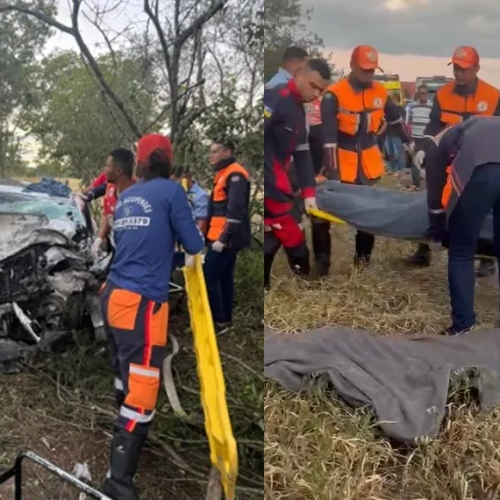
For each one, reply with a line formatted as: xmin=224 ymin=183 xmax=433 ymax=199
xmin=264 ymin=175 xmax=500 ymax=500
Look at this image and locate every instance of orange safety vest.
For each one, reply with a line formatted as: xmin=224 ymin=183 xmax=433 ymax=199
xmin=437 ymin=79 xmax=500 ymax=125
xmin=207 ymin=163 xmax=250 ymax=241
xmin=328 ymin=78 xmax=388 ymax=183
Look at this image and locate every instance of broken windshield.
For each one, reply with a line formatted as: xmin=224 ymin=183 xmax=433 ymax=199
xmin=0 ymin=191 xmax=84 ymax=227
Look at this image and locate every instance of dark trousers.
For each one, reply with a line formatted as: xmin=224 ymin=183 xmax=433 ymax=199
xmin=204 ymin=248 xmax=238 ymax=324
xmin=448 ymin=163 xmax=500 ymax=331
xmin=101 ymin=282 xmax=168 ymax=436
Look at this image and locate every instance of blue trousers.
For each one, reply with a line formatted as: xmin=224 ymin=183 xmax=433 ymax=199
xmin=384 ymin=136 xmax=405 ymax=172
xmin=204 ymin=248 xmax=238 ymax=324
xmin=448 ymin=163 xmax=500 ymax=331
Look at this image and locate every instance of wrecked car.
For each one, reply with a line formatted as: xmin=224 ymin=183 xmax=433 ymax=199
xmin=0 ymin=182 xmax=105 ymax=372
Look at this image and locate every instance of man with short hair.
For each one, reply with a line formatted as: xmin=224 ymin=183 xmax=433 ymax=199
xmin=405 ymin=85 xmax=432 ymax=188
xmin=406 ymin=46 xmax=500 ymax=273
xmin=320 ymin=45 xmax=413 ymax=267
xmin=100 ymin=133 xmax=204 ymax=500
xmin=91 ymin=148 xmax=135 ymax=257
xmin=266 ymin=46 xmax=309 ymax=89
xmin=264 ymin=58 xmax=331 ymax=288
xmin=205 ymin=139 xmax=251 ymax=334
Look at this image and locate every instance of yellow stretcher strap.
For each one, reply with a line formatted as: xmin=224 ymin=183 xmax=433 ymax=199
xmin=307 ymin=207 xmax=346 ymax=225
xmin=183 ymin=255 xmax=238 ymax=500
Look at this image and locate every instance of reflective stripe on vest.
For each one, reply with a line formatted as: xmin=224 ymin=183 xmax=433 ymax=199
xmin=207 ymin=163 xmax=249 ymax=241
xmin=327 ymin=79 xmax=387 ymax=182
xmin=437 ymin=79 xmax=500 ymax=125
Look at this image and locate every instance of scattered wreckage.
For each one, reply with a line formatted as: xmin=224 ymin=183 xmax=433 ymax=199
xmin=0 ymin=181 xmax=107 ymax=373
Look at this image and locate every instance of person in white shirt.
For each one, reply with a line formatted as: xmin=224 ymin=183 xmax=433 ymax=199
xmin=405 ymin=85 xmax=432 ymax=188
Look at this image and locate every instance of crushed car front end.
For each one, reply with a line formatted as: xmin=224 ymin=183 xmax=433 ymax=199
xmin=0 ymin=185 xmax=104 ymax=372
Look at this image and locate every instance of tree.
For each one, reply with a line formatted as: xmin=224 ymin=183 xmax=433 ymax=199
xmin=21 ymin=50 xmax=158 ymax=183
xmin=0 ymin=3 xmax=52 ymax=176
xmin=0 ymin=0 xmax=228 ymax=143
xmin=263 ymin=0 xmax=323 ymax=82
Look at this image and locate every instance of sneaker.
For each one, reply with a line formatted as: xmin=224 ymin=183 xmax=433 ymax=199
xmin=438 ymin=326 xmax=473 ymax=336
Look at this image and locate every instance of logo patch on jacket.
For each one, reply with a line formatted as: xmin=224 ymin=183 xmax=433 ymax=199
xmin=373 ymin=97 xmax=382 ymax=108
xmin=477 ymin=101 xmax=488 ymax=112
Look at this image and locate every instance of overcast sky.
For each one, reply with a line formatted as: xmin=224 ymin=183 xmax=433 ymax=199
xmin=302 ymin=0 xmax=500 ymax=85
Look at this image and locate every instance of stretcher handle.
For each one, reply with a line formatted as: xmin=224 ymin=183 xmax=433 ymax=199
xmin=307 ymin=207 xmax=346 ymax=224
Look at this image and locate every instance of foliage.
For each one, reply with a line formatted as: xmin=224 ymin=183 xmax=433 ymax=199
xmin=0 ymin=0 xmax=53 ymax=176
xmin=263 ymin=0 xmax=324 ymax=82
xmin=21 ymin=50 xmax=158 ymax=184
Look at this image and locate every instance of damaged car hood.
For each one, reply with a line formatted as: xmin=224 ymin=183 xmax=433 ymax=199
xmin=0 ymin=213 xmax=78 ymax=261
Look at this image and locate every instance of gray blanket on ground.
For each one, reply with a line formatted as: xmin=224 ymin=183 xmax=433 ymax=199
xmin=316 ymin=181 xmax=494 ymax=242
xmin=264 ymin=327 xmax=500 ymax=444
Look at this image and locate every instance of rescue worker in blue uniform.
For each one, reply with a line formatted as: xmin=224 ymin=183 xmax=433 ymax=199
xmin=264 ymin=58 xmax=331 ymax=288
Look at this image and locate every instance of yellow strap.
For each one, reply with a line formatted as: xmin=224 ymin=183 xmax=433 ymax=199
xmin=307 ymin=207 xmax=346 ymax=224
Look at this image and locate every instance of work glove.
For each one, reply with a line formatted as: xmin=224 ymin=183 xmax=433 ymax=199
xmin=304 ymin=197 xmax=318 ymax=212
xmin=184 ymin=254 xmax=196 ymax=268
xmin=212 ymin=240 xmax=225 ymax=253
xmin=413 ymin=150 xmax=426 ymax=169
xmin=91 ymin=237 xmax=103 ymax=258
xmin=425 ymin=212 xmax=446 ymax=245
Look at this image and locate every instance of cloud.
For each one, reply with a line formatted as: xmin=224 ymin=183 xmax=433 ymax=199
xmin=329 ymin=49 xmax=500 ymax=86
xmin=302 ymin=0 xmax=500 ymax=58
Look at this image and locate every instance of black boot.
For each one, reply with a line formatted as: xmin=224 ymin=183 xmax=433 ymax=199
xmin=101 ymin=428 xmax=146 ymax=500
xmin=286 ymin=244 xmax=310 ymax=278
xmin=405 ymin=243 xmax=431 ymax=267
xmin=264 ymin=253 xmax=275 ymax=290
xmin=354 ymin=231 xmax=374 ymax=267
xmin=312 ymin=221 xmax=331 ymax=277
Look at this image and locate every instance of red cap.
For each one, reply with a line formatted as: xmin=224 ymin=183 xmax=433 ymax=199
xmin=136 ymin=134 xmax=173 ymax=163
xmin=448 ymin=46 xmax=480 ymax=69
xmin=351 ymin=45 xmax=383 ymax=71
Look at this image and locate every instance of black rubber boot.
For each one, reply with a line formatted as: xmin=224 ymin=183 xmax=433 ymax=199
xmin=101 ymin=428 xmax=146 ymax=500
xmin=286 ymin=244 xmax=310 ymax=278
xmin=312 ymin=221 xmax=331 ymax=277
xmin=354 ymin=231 xmax=374 ymax=267
xmin=405 ymin=243 xmax=431 ymax=267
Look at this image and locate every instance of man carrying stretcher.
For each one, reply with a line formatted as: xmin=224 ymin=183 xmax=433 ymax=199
xmin=320 ymin=45 xmax=413 ymax=267
xmin=264 ymin=58 xmax=331 ymax=289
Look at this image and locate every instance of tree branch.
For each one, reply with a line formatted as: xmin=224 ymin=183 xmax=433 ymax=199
xmin=0 ymin=2 xmax=74 ymax=34
xmin=143 ymin=79 xmax=205 ymax=135
xmin=176 ymin=0 xmax=227 ymax=48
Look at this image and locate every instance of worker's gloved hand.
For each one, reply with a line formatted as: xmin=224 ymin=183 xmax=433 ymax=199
xmin=184 ymin=254 xmax=196 ymax=268
xmin=304 ymin=197 xmax=318 ymax=212
xmin=413 ymin=150 xmax=426 ymax=169
xmin=425 ymin=212 xmax=446 ymax=244
xmin=91 ymin=237 xmax=103 ymax=258
xmin=212 ymin=241 xmax=225 ymax=253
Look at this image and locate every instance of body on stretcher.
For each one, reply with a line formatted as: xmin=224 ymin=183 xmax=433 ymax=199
xmin=310 ymin=181 xmax=496 ymax=258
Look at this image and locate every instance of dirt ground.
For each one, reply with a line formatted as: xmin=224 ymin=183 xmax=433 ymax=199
xmin=265 ymin=173 xmax=500 ymax=500
xmin=0 ymin=303 xmax=263 ymax=499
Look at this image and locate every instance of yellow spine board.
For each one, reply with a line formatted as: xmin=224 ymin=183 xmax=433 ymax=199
xmin=183 ymin=255 xmax=239 ymax=500
xmin=307 ymin=207 xmax=346 ymax=225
